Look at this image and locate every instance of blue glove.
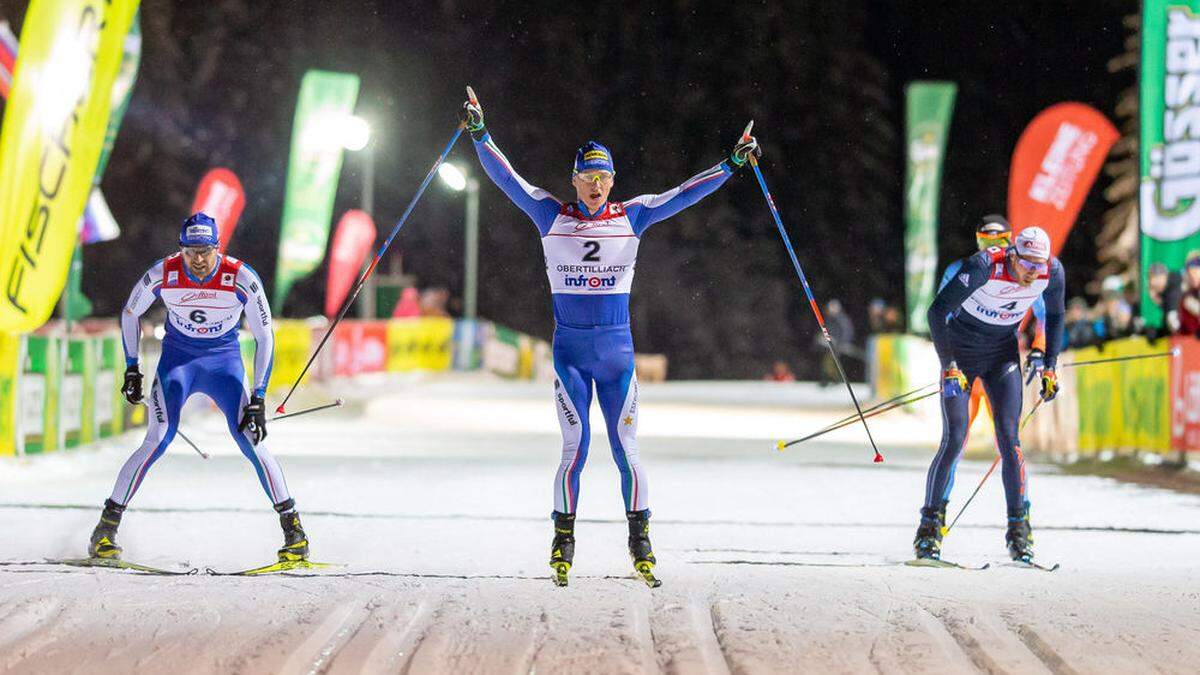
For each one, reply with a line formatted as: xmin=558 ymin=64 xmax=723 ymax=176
xmin=1024 ymin=348 xmax=1045 ymax=385
xmin=942 ymin=365 xmax=968 ymax=399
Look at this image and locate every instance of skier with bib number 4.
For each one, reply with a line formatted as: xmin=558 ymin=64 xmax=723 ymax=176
xmin=461 ymin=87 xmax=758 ymax=587
xmin=915 ymin=226 xmax=1065 ymax=565
xmin=87 ymin=213 xmax=308 ymax=566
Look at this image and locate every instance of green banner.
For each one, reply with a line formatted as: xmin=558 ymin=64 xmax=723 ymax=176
xmin=274 ymin=70 xmax=361 ymax=308
xmin=1141 ymin=1 xmax=1200 ymax=327
xmin=904 ymin=82 xmax=956 ymax=334
xmin=98 ymin=334 xmax=122 ymax=438
xmin=21 ymin=335 xmax=61 ymax=454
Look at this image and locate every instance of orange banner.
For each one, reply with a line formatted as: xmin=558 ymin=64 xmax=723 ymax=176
xmin=1007 ymin=102 xmax=1118 ymax=253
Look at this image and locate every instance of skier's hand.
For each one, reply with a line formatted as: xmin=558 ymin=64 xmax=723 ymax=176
xmin=238 ymin=395 xmax=268 ymax=445
xmin=941 ymin=364 xmax=968 ymax=399
xmin=121 ymin=365 xmax=143 ymax=404
xmin=1023 ymin=348 xmax=1045 ymax=385
xmin=460 ymin=86 xmax=485 ymax=139
xmin=1039 ymin=369 xmax=1059 ymax=402
xmin=729 ymin=122 xmax=761 ymax=169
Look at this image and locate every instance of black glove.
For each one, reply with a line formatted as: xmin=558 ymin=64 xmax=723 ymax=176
xmin=121 ymin=365 xmax=143 ymax=404
xmin=238 ymin=395 xmax=268 ymax=445
xmin=729 ymin=125 xmax=761 ymax=169
xmin=460 ymin=86 xmax=485 ymax=140
xmin=1023 ymin=348 xmax=1045 ymax=385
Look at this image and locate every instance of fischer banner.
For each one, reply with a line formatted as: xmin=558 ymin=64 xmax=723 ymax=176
xmin=1007 ymin=102 xmax=1117 ymax=252
xmin=324 ymin=210 xmax=376 ymax=318
xmin=904 ymin=81 xmax=956 ymax=334
xmin=0 ymin=0 xmax=140 ymax=332
xmin=273 ymin=69 xmax=360 ymax=309
xmin=191 ymin=168 xmax=246 ymax=252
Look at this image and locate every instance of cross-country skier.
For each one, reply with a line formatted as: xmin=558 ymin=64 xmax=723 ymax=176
xmin=461 ymin=88 xmax=758 ymax=585
xmin=937 ymin=215 xmax=1049 ymax=463
xmin=88 ymin=213 xmax=308 ymax=563
xmin=916 ymin=226 xmax=1065 ymax=563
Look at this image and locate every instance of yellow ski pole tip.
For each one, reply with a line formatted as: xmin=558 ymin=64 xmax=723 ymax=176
xmin=939 ymin=526 xmax=948 ymax=537
xmin=776 ymin=440 xmax=786 ymax=451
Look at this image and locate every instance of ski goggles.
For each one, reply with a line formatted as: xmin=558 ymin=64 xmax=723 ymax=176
xmin=976 ymin=232 xmax=1011 ymax=249
xmin=1013 ymin=254 xmax=1048 ymax=275
xmin=181 ymin=245 xmax=217 ymax=258
xmin=575 ymin=170 xmax=614 ymax=185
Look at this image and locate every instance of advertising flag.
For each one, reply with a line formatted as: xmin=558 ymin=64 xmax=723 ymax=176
xmin=191 ymin=168 xmax=246 ymax=252
xmin=324 ymin=210 xmax=375 ymax=318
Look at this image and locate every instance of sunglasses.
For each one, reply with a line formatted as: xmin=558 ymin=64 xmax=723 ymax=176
xmin=1013 ymin=254 xmax=1048 ymax=275
xmin=575 ymin=171 xmax=614 ymax=185
xmin=182 ymin=245 xmax=217 ymax=257
xmin=976 ymin=233 xmax=1011 ymax=249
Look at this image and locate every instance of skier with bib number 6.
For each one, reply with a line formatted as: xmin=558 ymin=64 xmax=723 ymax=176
xmin=461 ymin=87 xmax=758 ymax=586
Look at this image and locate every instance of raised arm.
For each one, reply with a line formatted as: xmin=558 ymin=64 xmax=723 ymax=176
xmin=236 ymin=264 xmax=274 ymax=398
xmin=623 ymin=125 xmax=760 ymax=234
xmin=121 ymin=260 xmax=164 ymax=366
xmin=622 ymin=162 xmax=733 ymax=234
xmin=462 ymin=89 xmax=560 ymax=234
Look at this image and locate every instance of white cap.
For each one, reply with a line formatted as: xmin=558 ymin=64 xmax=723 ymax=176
xmin=1014 ymin=227 xmax=1051 ymax=261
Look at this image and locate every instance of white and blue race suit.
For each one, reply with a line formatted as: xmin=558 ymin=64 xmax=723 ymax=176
xmin=109 ymin=252 xmax=292 ymax=509
xmin=473 ymin=131 xmax=733 ymax=514
xmin=924 ymin=247 xmax=1065 ymax=517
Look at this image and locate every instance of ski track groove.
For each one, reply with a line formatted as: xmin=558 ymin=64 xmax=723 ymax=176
xmin=933 ymin=607 xmax=1008 ymax=675
xmin=632 ymin=594 xmax=663 ymax=675
xmin=705 ymin=599 xmax=736 ymax=675
xmin=1011 ymin=623 xmax=1079 ymax=675
xmin=281 ymin=596 xmax=373 ymax=675
xmin=396 ymin=594 xmax=440 ymax=675
xmin=912 ymin=603 xmax=990 ymax=674
xmin=516 ymin=607 xmax=550 ymax=675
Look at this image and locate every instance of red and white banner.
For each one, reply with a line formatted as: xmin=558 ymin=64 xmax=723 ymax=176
xmin=324 ymin=210 xmax=375 ymax=318
xmin=1171 ymin=337 xmax=1200 ymax=451
xmin=333 ymin=320 xmax=388 ymax=376
xmin=190 ymin=168 xmax=245 ymax=252
xmin=1007 ymin=102 xmax=1118 ymax=254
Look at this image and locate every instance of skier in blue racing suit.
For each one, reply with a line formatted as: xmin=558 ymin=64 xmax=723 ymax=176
xmin=462 ymin=88 xmax=759 ymax=583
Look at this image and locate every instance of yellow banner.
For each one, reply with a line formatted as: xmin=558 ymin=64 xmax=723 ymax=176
xmin=1074 ymin=338 xmax=1171 ymax=454
xmin=265 ymin=320 xmax=313 ymax=394
xmin=0 ymin=332 xmax=19 ymax=455
xmin=387 ymin=318 xmax=454 ymax=372
xmin=0 ymin=0 xmax=140 ymax=332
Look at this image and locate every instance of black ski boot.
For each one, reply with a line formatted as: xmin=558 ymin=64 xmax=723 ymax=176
xmin=913 ymin=504 xmax=946 ymax=560
xmin=627 ymin=509 xmax=661 ymax=587
xmin=276 ymin=500 xmax=309 ymax=562
xmin=88 ymin=499 xmax=125 ymax=559
xmin=1006 ymin=507 xmax=1034 ymax=562
xmin=549 ymin=511 xmax=575 ymax=587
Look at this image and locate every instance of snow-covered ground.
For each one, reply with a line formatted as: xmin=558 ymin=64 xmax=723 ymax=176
xmin=2 ymin=374 xmax=1198 ymax=674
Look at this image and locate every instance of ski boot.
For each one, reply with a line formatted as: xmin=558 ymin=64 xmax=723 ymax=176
xmin=88 ymin=499 xmax=125 ymax=559
xmin=276 ymin=500 xmax=309 ymax=562
xmin=549 ymin=511 xmax=575 ymax=587
xmin=912 ymin=504 xmax=946 ymax=560
xmin=627 ymin=510 xmax=661 ymax=587
xmin=1006 ymin=506 xmax=1034 ymax=562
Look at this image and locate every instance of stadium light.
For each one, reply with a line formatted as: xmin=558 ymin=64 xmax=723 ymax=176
xmin=438 ymin=162 xmax=468 ymax=192
xmin=340 ymin=115 xmax=371 ymax=152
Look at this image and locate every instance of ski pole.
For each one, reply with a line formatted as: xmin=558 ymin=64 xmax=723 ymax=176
xmin=802 ymin=381 xmax=937 ymax=438
xmin=140 ymin=401 xmax=209 ymax=459
xmin=275 ymin=120 xmax=468 ymax=414
xmin=778 ymin=388 xmax=939 ymax=449
xmin=1061 ymin=349 xmax=1177 ymax=369
xmin=746 ymin=122 xmax=883 ymax=463
xmin=942 ymin=397 xmax=1044 ymax=536
xmin=270 ymin=398 xmax=343 ymax=422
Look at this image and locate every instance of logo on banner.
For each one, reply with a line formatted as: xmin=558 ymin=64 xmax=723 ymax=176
xmin=1029 ymin=122 xmax=1098 ymax=210
xmin=1145 ymin=9 xmax=1200 ymax=241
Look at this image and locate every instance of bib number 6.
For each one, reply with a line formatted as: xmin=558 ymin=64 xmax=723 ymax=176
xmin=189 ymin=309 xmax=207 ymax=324
xmin=582 ymin=240 xmax=601 ymax=262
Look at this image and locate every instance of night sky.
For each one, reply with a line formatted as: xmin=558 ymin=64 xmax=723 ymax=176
xmin=0 ymin=0 xmax=1137 ymax=378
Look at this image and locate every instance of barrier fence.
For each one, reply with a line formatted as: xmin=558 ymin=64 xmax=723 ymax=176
xmin=869 ymin=333 xmax=1188 ymax=456
xmin=0 ymin=317 xmax=560 ymax=457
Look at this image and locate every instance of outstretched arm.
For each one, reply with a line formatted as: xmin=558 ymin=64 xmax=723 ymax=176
xmin=472 ymin=132 xmax=562 ymax=235
xmin=237 ymin=264 xmax=274 ymax=398
xmin=121 ymin=260 xmax=164 ymax=366
xmin=622 ymin=162 xmax=733 ymax=235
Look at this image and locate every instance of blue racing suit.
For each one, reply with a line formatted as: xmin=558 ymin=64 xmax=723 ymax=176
xmin=473 ymin=131 xmax=733 ymax=513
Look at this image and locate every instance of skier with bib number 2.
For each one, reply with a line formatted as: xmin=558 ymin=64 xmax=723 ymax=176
xmin=461 ymin=87 xmax=758 ymax=586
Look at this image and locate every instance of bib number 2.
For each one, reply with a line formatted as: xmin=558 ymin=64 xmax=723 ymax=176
xmin=582 ymin=240 xmax=601 ymax=262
